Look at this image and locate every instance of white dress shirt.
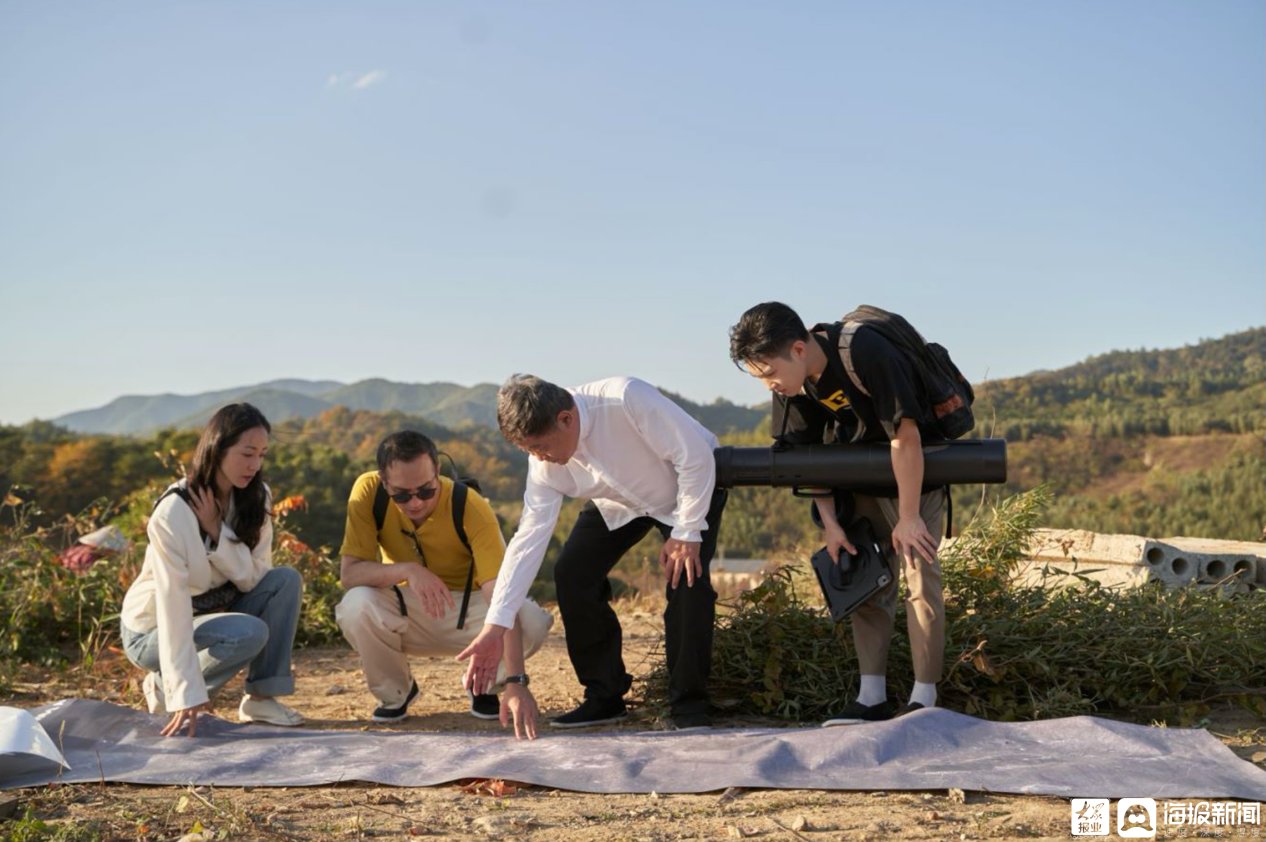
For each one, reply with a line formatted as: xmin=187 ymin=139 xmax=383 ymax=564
xmin=120 ymin=481 xmax=273 ymax=711
xmin=485 ymin=376 xmax=719 ymax=629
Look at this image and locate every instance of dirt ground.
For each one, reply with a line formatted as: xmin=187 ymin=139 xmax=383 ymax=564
xmin=3 ymin=602 xmax=1264 ymax=842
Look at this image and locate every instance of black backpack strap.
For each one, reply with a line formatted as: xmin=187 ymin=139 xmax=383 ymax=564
xmin=437 ymin=452 xmax=480 ymax=629
xmin=816 ymin=321 xmax=868 ymax=400
xmin=373 ymin=483 xmax=389 ymax=534
xmin=154 ymin=484 xmax=209 ymax=543
xmin=944 ymin=485 xmax=953 ymax=540
xmin=836 ymin=320 xmax=870 ymax=397
xmin=451 ymin=482 xmax=476 ymax=630
xmin=372 ymin=483 xmax=411 ymax=618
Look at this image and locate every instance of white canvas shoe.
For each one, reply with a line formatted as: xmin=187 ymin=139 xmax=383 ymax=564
xmin=238 ymin=695 xmax=305 ymax=727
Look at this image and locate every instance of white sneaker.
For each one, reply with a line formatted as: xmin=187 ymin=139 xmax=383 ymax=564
xmin=142 ymin=672 xmax=166 ymax=714
xmin=238 ymin=695 xmax=305 ymax=727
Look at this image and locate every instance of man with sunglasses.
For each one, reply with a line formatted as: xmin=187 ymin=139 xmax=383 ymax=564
xmin=336 ymin=431 xmax=553 ymax=735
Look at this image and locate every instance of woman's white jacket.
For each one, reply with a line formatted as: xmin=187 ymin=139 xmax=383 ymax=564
xmin=121 ymin=481 xmax=273 ymax=711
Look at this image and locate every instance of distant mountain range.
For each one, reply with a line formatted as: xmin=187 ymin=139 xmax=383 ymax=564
xmin=49 ymin=326 xmax=1266 ymax=441
xmin=53 ymin=378 xmax=768 ymax=437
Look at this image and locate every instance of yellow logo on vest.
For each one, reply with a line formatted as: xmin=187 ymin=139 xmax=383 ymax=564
xmin=818 ymin=390 xmax=850 ymax=412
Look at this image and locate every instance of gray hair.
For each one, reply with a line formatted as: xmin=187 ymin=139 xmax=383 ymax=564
xmin=496 ymin=374 xmax=575 ymax=442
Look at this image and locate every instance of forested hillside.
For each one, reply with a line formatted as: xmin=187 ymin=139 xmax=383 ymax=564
xmin=5 ymin=329 xmax=1263 ymax=571
xmin=975 ymin=327 xmax=1264 ymax=440
xmin=961 ymin=326 xmax=1265 ymax=541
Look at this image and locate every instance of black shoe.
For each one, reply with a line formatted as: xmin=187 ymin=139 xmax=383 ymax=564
xmin=821 ymin=699 xmax=896 ymax=727
xmin=894 ymin=702 xmax=927 ymax=717
xmin=667 ymin=711 xmax=713 ymax=732
xmin=549 ymin=697 xmax=628 ymax=729
xmin=371 ymin=680 xmax=419 ymax=723
xmin=469 ymin=692 xmax=500 ymax=720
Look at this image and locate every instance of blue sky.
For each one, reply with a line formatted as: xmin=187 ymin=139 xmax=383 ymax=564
xmin=2 ymin=1 xmax=1262 ymax=425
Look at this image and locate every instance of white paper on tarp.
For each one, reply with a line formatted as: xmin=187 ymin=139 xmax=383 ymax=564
xmin=77 ymin=525 xmax=129 ymax=553
xmin=0 ymin=706 xmax=68 ymax=785
xmin=4 ymin=699 xmax=1265 ymax=800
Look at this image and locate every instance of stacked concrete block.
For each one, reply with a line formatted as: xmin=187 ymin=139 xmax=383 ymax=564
xmin=1020 ymin=529 xmax=1265 ymax=592
xmin=1018 ymin=529 xmax=1153 ymax=589
xmin=1160 ymin=537 xmax=1263 ymax=592
xmin=1139 ymin=541 xmax=1200 ymax=588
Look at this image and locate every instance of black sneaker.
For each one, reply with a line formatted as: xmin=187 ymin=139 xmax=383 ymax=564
xmin=549 ymin=697 xmax=628 ymax=729
xmin=371 ymin=680 xmax=419 ymax=723
xmin=469 ymin=692 xmax=500 ymax=720
xmin=667 ymin=711 xmax=713 ymax=732
xmin=821 ymin=699 xmax=896 ymax=727
xmin=893 ymin=702 xmax=927 ymax=717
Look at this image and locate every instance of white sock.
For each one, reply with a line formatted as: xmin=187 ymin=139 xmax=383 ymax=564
xmin=910 ymin=681 xmax=937 ymax=708
xmin=856 ymin=675 xmax=887 ymax=706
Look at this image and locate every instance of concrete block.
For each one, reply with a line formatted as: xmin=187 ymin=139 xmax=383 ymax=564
xmin=1023 ymin=530 xmax=1266 ymax=590
xmin=1022 ymin=529 xmax=1157 ymax=589
xmin=1026 ymin=529 xmax=1195 ymax=586
xmin=1163 ymin=537 xmax=1265 ymax=588
xmin=1012 ymin=558 xmax=1149 ymax=590
xmin=1027 ymin=529 xmax=1147 ymax=566
xmin=1141 ymin=543 xmax=1199 ymax=587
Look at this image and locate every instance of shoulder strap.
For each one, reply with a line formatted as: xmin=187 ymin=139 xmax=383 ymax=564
xmin=154 ymin=484 xmax=189 ymax=511
xmin=451 ymin=482 xmax=476 ymax=630
xmin=836 ymin=321 xmax=870 ymax=397
xmin=450 ymin=481 xmax=471 ymax=551
xmin=373 ymin=482 xmax=389 ymax=534
xmin=372 ymin=481 xmax=411 ymax=618
xmin=154 ymin=484 xmax=209 ymax=543
xmin=817 ymin=321 xmax=869 ymax=398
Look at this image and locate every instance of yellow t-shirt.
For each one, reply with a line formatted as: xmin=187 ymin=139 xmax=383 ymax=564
xmin=339 ymin=471 xmax=505 ymax=590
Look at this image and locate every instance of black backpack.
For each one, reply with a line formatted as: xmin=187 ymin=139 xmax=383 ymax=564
xmin=825 ymin=305 xmax=976 ymax=441
xmin=372 ymin=454 xmax=484 ymax=630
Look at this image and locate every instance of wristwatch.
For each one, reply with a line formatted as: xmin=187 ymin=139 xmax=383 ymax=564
xmin=503 ymin=674 xmax=530 ymax=687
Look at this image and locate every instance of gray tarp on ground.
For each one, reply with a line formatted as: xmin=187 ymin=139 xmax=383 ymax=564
xmin=3 ymin=699 xmax=1265 ymax=799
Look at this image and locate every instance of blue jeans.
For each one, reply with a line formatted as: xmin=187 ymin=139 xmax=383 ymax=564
xmin=121 ymin=566 xmax=302 ymax=697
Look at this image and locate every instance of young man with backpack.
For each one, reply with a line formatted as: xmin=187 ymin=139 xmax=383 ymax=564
xmin=336 ymin=431 xmax=553 ymax=735
xmin=729 ymin=302 xmax=973 ymax=725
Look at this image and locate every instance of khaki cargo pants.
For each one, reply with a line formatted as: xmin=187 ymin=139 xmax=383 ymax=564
xmin=850 ymin=489 xmax=946 ymax=684
xmin=336 ymin=585 xmax=553 ymax=706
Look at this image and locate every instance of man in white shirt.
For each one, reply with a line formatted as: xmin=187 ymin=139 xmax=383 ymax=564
xmin=458 ymin=375 xmax=727 ymax=732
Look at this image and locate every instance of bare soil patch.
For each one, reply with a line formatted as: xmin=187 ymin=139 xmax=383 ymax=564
xmin=1081 ymin=433 xmax=1259 ymax=500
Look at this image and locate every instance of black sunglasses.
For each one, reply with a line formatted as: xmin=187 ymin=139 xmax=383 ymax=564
xmin=386 ymin=482 xmax=438 ymax=504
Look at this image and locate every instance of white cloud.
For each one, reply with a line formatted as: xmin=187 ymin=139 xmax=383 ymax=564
xmin=353 ymin=70 xmax=387 ymax=90
xmin=326 ymin=70 xmax=387 ymax=91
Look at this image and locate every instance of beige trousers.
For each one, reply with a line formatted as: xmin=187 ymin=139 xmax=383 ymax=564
xmin=335 ymin=585 xmax=554 ymax=705
xmin=849 ymin=489 xmax=946 ymax=684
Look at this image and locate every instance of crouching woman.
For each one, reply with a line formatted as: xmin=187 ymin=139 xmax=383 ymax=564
xmin=120 ymin=403 xmax=304 ymax=737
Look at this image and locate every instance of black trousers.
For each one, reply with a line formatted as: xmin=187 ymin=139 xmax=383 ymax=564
xmin=553 ymin=488 xmax=728 ymax=717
